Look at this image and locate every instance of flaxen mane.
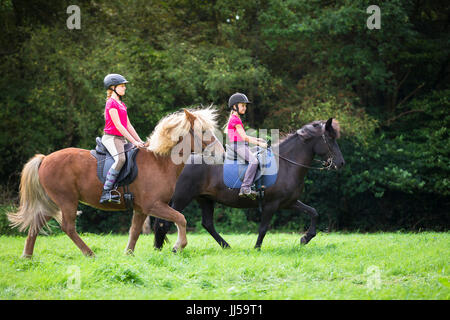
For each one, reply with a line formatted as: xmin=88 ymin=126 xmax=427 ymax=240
xmin=147 ymin=106 xmax=218 ymax=156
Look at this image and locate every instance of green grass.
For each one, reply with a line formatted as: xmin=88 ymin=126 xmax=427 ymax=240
xmin=0 ymin=232 xmax=448 ymax=299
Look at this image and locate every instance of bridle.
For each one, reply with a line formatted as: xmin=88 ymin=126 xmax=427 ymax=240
xmin=189 ymin=128 xmax=219 ymax=152
xmin=271 ymin=132 xmax=336 ymax=171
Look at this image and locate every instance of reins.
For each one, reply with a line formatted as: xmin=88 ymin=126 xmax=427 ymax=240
xmin=95 ymin=146 xmax=138 ymax=165
xmin=265 ymin=133 xmax=335 ymax=171
xmin=273 ymin=150 xmax=333 ymax=170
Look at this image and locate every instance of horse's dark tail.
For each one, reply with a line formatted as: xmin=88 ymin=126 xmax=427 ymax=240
xmin=153 ymin=218 xmax=170 ymax=249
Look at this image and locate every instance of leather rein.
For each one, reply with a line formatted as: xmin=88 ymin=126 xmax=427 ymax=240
xmin=269 ymin=133 xmax=336 ymax=171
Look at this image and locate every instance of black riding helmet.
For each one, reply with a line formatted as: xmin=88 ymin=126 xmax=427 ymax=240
xmin=228 ymin=92 xmax=252 ymax=110
xmin=104 ymin=73 xmax=129 ymax=100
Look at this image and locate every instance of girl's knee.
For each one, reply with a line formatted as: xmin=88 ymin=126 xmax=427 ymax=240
xmin=117 ymin=154 xmax=126 ymax=167
xmin=113 ymin=154 xmax=126 ymax=171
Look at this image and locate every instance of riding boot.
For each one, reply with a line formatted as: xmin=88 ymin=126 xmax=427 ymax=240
xmin=238 ymin=161 xmax=259 ymax=200
xmin=239 ymin=186 xmax=257 ymax=200
xmin=100 ymin=168 xmax=121 ymax=204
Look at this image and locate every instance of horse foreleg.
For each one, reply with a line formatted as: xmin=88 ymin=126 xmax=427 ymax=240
xmin=291 ymin=200 xmax=318 ymax=245
xmin=125 ymin=210 xmax=148 ymax=254
xmin=198 ymin=198 xmax=230 ymax=248
xmin=254 ymin=202 xmax=279 ymax=249
xmin=149 ymin=202 xmax=187 ymax=252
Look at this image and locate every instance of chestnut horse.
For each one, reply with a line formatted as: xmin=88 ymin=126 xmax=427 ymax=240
xmin=8 ymin=108 xmax=223 ymax=257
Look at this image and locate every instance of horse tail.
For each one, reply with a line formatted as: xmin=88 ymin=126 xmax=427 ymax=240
xmin=8 ymin=154 xmax=61 ymax=236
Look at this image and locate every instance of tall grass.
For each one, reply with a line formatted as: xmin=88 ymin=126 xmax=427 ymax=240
xmin=0 ymin=232 xmax=448 ymax=299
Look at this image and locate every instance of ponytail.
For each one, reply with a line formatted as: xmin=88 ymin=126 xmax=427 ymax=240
xmin=106 ymin=89 xmax=113 ymax=102
xmin=223 ymin=110 xmax=236 ymax=134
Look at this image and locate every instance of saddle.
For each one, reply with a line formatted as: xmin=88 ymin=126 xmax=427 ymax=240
xmin=90 ymin=137 xmax=139 ymax=187
xmin=223 ymin=144 xmax=278 ymax=190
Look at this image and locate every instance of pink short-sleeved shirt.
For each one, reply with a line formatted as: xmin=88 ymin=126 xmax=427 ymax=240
xmin=227 ymin=114 xmax=244 ymax=142
xmin=104 ymin=98 xmax=128 ymax=136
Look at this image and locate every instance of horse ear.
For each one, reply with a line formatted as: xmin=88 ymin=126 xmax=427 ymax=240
xmin=325 ymin=118 xmax=336 ymax=138
xmin=184 ymin=109 xmax=197 ymax=125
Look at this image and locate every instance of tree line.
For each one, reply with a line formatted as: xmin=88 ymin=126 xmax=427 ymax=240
xmin=0 ymin=0 xmax=448 ymax=233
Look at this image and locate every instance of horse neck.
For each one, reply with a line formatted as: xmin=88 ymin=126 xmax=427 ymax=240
xmin=278 ymin=134 xmax=315 ymax=179
xmin=141 ymin=145 xmax=191 ymax=182
xmin=166 ymin=139 xmax=193 ymax=178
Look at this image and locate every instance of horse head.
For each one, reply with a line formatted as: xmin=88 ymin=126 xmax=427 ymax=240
xmin=184 ymin=108 xmax=225 ymax=159
xmin=297 ymin=118 xmax=345 ymax=170
xmin=147 ymin=106 xmax=224 ymax=162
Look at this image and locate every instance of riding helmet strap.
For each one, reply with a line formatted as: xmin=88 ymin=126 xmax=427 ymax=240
xmin=112 ymin=85 xmax=122 ymax=101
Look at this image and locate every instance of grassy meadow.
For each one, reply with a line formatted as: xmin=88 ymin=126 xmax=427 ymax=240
xmin=0 ymin=232 xmax=448 ymax=300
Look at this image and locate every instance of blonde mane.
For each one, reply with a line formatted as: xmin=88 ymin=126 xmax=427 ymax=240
xmin=146 ymin=106 xmax=218 ymax=156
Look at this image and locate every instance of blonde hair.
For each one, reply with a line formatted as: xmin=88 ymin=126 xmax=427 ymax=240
xmin=223 ymin=110 xmax=238 ymax=133
xmin=147 ymin=106 xmax=218 ymax=156
xmin=106 ymin=88 xmax=113 ymax=101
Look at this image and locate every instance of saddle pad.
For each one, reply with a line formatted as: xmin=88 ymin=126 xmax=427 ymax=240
xmin=223 ymin=148 xmax=278 ymax=189
xmin=90 ymin=137 xmax=139 ymax=187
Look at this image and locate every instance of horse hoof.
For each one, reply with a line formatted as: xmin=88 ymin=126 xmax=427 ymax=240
xmin=172 ymin=247 xmax=181 ymax=253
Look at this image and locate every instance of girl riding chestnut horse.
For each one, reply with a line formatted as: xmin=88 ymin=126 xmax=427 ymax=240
xmin=7 ymin=75 xmax=223 ymax=257
xmin=100 ymin=74 xmax=145 ymax=204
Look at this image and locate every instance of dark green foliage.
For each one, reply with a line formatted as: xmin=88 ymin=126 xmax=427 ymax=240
xmin=1 ymin=0 xmax=448 ymax=234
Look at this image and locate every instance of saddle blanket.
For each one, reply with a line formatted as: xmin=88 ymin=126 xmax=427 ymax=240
xmin=223 ymin=146 xmax=278 ymax=189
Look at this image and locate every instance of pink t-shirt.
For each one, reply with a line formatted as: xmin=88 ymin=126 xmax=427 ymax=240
xmin=104 ymin=98 xmax=128 ymax=136
xmin=227 ymin=114 xmax=244 ymax=142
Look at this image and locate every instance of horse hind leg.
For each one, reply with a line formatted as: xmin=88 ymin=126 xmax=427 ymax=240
xmin=198 ymin=197 xmax=230 ymax=248
xmin=7 ymin=154 xmax=63 ymax=258
xmin=21 ymin=215 xmax=53 ymax=258
xmin=60 ymin=202 xmax=95 ymax=257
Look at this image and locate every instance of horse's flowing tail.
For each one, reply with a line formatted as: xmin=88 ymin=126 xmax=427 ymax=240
xmin=8 ymin=154 xmax=61 ymax=236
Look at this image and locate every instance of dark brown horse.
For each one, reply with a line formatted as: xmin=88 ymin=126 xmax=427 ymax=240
xmin=8 ymin=108 xmax=223 ymax=257
xmin=153 ymin=118 xmax=345 ymax=249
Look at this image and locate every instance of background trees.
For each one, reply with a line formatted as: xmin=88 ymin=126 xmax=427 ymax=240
xmin=0 ymin=0 xmax=448 ymax=233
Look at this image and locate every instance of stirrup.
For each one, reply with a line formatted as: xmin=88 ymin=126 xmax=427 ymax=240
xmin=239 ymin=187 xmax=257 ymax=200
xmin=100 ymin=189 xmax=121 ymax=204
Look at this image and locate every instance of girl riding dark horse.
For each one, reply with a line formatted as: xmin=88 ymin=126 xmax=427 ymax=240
xmin=153 ymin=118 xmax=345 ymax=250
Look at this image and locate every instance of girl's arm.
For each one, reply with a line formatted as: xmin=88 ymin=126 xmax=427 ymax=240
xmin=109 ymin=109 xmax=143 ymax=147
xmin=127 ymin=116 xmax=144 ymax=144
xmin=235 ymin=125 xmax=267 ymax=147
